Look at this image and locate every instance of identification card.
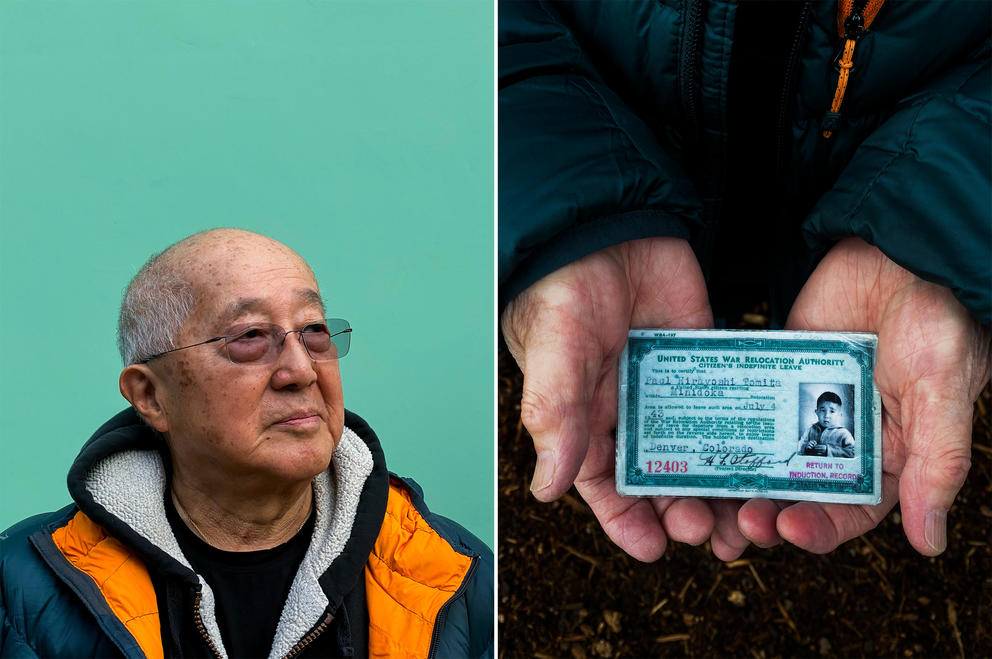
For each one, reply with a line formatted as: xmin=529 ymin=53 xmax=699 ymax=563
xmin=616 ymin=329 xmax=881 ymax=504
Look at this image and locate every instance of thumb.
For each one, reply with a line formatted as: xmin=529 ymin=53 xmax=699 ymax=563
xmin=500 ymin=247 xmax=633 ymax=504
xmin=517 ymin=334 xmax=598 ymax=502
xmin=896 ymin=385 xmax=975 ymax=555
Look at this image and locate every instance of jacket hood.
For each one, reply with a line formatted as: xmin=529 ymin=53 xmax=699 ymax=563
xmin=65 ymin=407 xmax=389 ymax=659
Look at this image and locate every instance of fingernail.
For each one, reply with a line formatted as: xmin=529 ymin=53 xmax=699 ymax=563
xmin=925 ymin=509 xmax=947 ymax=554
xmin=531 ymin=453 xmax=554 ymax=493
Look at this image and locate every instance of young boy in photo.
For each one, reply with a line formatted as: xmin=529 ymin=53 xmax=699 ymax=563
xmin=799 ymin=391 xmax=855 ymax=458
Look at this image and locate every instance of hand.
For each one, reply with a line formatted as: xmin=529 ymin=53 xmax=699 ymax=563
xmin=805 ymin=439 xmax=818 ymax=452
xmin=502 ymin=237 xmax=752 ymax=561
xmin=739 ymin=238 xmax=991 ymax=555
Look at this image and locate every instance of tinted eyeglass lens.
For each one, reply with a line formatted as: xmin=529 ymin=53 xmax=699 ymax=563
xmin=301 ymin=322 xmax=333 ymax=358
xmin=225 ymin=327 xmax=274 ymax=363
xmin=316 ymin=318 xmax=351 ymax=360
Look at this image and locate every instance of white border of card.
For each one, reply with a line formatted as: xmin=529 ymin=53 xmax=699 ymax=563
xmin=616 ymin=329 xmax=882 ymax=505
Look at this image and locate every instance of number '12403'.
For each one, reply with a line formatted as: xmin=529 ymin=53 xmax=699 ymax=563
xmin=646 ymin=460 xmax=688 ymax=474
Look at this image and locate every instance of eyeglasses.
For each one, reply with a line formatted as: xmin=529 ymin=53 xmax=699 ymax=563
xmin=141 ymin=318 xmax=352 ymax=364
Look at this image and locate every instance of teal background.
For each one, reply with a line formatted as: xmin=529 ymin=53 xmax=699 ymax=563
xmin=0 ymin=1 xmax=494 ymax=547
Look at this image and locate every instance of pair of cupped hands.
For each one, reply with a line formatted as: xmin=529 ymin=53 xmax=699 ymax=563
xmin=501 ymin=237 xmax=990 ymax=561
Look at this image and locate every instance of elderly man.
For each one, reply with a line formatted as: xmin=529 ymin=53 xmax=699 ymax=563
xmin=0 ymin=229 xmax=493 ymax=658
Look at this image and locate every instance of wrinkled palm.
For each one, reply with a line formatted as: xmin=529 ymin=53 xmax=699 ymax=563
xmin=502 ymin=237 xmax=750 ymax=561
xmin=740 ymin=238 xmax=991 ymax=555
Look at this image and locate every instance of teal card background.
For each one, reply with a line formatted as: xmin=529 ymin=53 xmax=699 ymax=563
xmin=0 ymin=1 xmax=494 ymax=546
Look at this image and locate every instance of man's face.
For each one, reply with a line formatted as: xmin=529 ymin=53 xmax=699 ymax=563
xmin=152 ymin=236 xmax=344 ymax=489
xmin=816 ymin=401 xmax=841 ymax=428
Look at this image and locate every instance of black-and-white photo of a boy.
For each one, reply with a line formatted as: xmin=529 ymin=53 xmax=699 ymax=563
xmin=799 ymin=390 xmax=855 ymax=458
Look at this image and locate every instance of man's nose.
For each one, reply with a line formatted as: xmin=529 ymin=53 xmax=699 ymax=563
xmin=271 ymin=332 xmax=318 ymax=389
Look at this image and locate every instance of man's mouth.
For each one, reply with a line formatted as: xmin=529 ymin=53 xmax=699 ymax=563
xmin=274 ymin=412 xmax=322 ymax=427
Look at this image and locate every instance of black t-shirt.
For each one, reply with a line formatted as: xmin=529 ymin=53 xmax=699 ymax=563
xmin=165 ymin=496 xmax=316 ymax=659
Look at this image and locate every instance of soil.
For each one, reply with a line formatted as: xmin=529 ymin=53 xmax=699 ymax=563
xmin=498 ymin=342 xmax=992 ymax=658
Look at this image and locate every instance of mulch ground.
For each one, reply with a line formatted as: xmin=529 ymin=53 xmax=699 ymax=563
xmin=498 ymin=342 xmax=992 ymax=658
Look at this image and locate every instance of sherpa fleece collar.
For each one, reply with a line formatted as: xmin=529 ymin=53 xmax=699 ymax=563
xmin=67 ymin=408 xmax=383 ymax=659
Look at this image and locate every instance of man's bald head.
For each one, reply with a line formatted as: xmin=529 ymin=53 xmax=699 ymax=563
xmin=117 ymin=229 xmax=315 ymax=365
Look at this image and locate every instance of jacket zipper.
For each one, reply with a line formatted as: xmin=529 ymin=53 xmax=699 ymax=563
xmin=282 ymin=611 xmax=335 ymax=659
xmin=192 ymin=589 xmax=223 ymax=659
xmin=822 ymin=0 xmax=874 ymax=137
xmin=775 ymin=1 xmax=813 ymax=182
xmin=679 ymin=0 xmax=705 ymax=141
xmin=679 ymin=0 xmax=715 ymax=273
xmin=426 ymin=555 xmax=481 ymax=659
xmin=843 ymin=0 xmax=871 ymax=38
xmin=192 ymin=587 xmax=333 ymax=659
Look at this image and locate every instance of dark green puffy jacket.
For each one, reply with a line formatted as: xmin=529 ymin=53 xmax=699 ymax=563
xmin=0 ymin=409 xmax=494 ymax=658
xmin=499 ymin=0 xmax=991 ymax=326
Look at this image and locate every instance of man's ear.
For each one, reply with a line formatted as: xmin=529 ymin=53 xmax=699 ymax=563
xmin=119 ymin=364 xmax=170 ymax=433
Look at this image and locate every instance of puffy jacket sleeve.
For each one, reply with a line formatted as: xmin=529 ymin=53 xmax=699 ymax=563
xmin=0 ymin=617 xmax=39 ymax=658
xmin=1 ymin=529 xmax=40 ymax=658
xmin=802 ymin=50 xmax=991 ymax=326
xmin=499 ymin=0 xmax=702 ymax=307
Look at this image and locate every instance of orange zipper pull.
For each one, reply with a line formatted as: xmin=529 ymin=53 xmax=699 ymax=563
xmin=822 ymin=37 xmax=858 ymax=138
xmin=822 ymin=0 xmax=885 ymax=139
